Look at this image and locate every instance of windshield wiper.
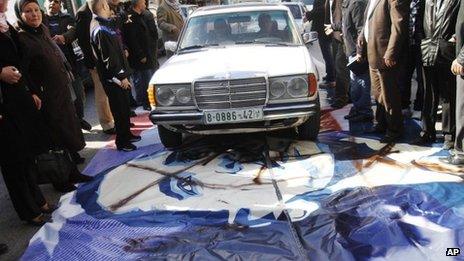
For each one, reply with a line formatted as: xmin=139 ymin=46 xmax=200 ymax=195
xmin=235 ymin=40 xmax=293 ymax=46
xmin=179 ymin=44 xmax=219 ymax=51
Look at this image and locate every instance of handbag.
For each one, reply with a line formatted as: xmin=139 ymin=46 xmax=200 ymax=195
xmin=35 ymin=149 xmax=73 ymax=189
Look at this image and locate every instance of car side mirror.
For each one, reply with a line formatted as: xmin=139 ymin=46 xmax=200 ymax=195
xmin=164 ymin=41 xmax=178 ymax=53
xmin=303 ymin=31 xmax=318 ymax=44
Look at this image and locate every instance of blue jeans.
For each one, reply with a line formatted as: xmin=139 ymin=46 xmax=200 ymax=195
xmin=132 ymin=69 xmax=155 ymax=107
xmin=350 ymin=71 xmax=373 ymax=116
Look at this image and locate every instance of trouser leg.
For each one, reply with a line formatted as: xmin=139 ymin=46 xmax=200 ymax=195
xmin=89 ymin=69 xmax=114 ymax=131
xmin=350 ymin=71 xmax=372 ymax=116
xmin=332 ymin=40 xmax=349 ymax=104
xmin=413 ymin=45 xmax=424 ymax=110
xmin=398 ymin=46 xmax=414 ymax=109
xmin=103 ymin=83 xmax=132 ymax=147
xmin=421 ymin=66 xmax=439 ymax=137
xmin=319 ymin=37 xmax=335 ymax=82
xmin=438 ymin=64 xmax=456 ymax=143
xmin=1 ymin=162 xmax=45 ymax=221
xmin=133 ymin=69 xmax=154 ymax=107
xmin=454 ymin=76 xmax=464 ymax=153
xmin=376 ymin=67 xmax=403 ymax=137
xmin=72 ymin=77 xmax=86 ymax=120
xmin=370 ymin=68 xmax=387 ymax=128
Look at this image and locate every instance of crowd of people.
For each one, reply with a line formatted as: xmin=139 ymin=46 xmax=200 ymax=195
xmin=306 ymin=0 xmax=464 ymax=164
xmin=0 ymin=0 xmax=184 ymax=247
xmin=0 ymin=0 xmax=464 ymax=255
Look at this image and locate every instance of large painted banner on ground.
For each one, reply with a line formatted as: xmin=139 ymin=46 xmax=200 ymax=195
xmin=22 ymin=109 xmax=464 ymax=260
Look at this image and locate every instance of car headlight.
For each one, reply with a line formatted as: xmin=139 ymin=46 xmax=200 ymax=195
xmin=155 ymin=84 xmax=193 ymax=107
xmin=269 ymin=75 xmax=310 ymax=100
xmin=175 ymin=87 xmax=191 ymax=104
xmin=270 ymin=80 xmax=286 ymax=98
xmin=287 ymin=77 xmax=308 ymax=98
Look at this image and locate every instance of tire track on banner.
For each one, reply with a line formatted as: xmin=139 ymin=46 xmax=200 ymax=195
xmin=263 ymin=139 xmax=309 ymax=261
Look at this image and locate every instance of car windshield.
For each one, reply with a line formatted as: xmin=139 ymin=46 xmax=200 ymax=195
xmin=284 ymin=5 xmax=302 ymax=19
xmin=179 ymin=10 xmax=301 ymax=51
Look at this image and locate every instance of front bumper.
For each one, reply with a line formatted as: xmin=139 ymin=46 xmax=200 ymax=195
xmin=149 ymin=101 xmax=319 ymax=134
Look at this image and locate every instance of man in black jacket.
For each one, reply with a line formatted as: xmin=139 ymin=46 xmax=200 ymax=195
xmin=415 ymin=0 xmax=461 ymax=149
xmin=341 ymin=0 xmax=372 ymax=123
xmin=89 ymin=0 xmax=140 ymax=151
xmin=442 ymin=0 xmax=464 ymax=165
xmin=123 ymin=0 xmax=158 ymax=111
xmin=75 ymin=2 xmax=115 ymax=134
xmin=44 ymin=0 xmax=92 ymax=134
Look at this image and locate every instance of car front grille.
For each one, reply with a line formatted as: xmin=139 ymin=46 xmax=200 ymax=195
xmin=194 ymin=77 xmax=267 ymax=110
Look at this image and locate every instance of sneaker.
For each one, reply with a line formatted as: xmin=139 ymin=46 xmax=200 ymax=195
xmin=80 ymin=119 xmax=92 ymax=131
xmin=344 ymin=111 xmax=358 ymax=119
xmin=103 ymin=127 xmax=116 ymax=135
xmin=117 ymin=143 xmax=137 ymax=152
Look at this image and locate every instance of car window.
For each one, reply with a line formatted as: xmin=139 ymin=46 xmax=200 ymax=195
xmin=284 ymin=5 xmax=302 ymax=19
xmin=302 ymin=0 xmax=314 ymax=5
xmin=180 ymin=10 xmax=301 ymax=50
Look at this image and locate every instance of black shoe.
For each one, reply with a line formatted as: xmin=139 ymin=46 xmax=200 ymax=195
xmin=40 ymin=203 xmax=57 ymax=214
xmin=412 ymin=134 xmax=436 ymax=145
xmin=380 ymin=135 xmax=401 ymax=144
xmin=70 ymin=151 xmax=85 ymax=165
xmin=344 ymin=111 xmax=358 ymax=120
xmin=439 ymin=155 xmax=464 ymax=165
xmin=143 ymin=105 xmax=152 ymax=111
xmin=349 ymin=114 xmax=374 ymax=123
xmin=0 ymin=244 xmax=7 ymax=255
xmin=80 ymin=119 xmax=92 ymax=131
xmin=117 ymin=143 xmax=137 ymax=152
xmin=103 ymin=127 xmax=116 ymax=135
xmin=366 ymin=124 xmax=386 ymax=134
xmin=27 ymin=214 xmax=51 ymax=227
xmin=69 ymin=172 xmax=94 ymax=183
xmin=130 ymin=110 xmax=137 ymax=118
xmin=129 ymin=135 xmax=141 ymax=143
xmin=55 ymin=183 xmax=77 ymax=193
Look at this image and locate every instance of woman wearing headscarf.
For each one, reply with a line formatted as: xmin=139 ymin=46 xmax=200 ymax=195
xmin=156 ymin=0 xmax=184 ymax=54
xmin=14 ymin=0 xmax=92 ymax=187
xmin=0 ymin=0 xmax=53 ymax=225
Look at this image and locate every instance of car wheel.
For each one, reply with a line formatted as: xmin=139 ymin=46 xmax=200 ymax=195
xmin=158 ymin=125 xmax=182 ymax=148
xmin=297 ymin=97 xmax=320 ymax=141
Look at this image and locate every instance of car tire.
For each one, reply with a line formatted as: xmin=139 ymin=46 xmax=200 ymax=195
xmin=297 ymin=96 xmax=320 ymax=141
xmin=158 ymin=125 xmax=182 ymax=148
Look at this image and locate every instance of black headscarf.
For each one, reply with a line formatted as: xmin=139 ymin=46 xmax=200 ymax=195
xmin=14 ymin=0 xmax=44 ymax=33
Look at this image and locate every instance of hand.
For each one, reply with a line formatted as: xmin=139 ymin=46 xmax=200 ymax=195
xmin=357 ymin=36 xmax=364 ymax=48
xmin=31 ymin=94 xmax=42 ymax=110
xmin=324 ymin=24 xmax=333 ymax=36
xmin=52 ymin=35 xmax=66 ymax=45
xmin=124 ymin=49 xmax=129 ymax=58
xmin=384 ymin=58 xmax=397 ymax=68
xmin=451 ymin=59 xmax=464 ymax=75
xmin=140 ymin=57 xmax=147 ymax=64
xmin=355 ymin=53 xmax=363 ymax=63
xmin=0 ymin=66 xmax=22 ymax=84
xmin=121 ymin=78 xmax=131 ymax=90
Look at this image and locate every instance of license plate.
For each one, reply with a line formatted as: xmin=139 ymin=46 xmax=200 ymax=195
xmin=204 ymin=108 xmax=263 ymax=124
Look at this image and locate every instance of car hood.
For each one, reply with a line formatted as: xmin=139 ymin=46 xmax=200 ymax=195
xmin=151 ymin=45 xmax=314 ymax=84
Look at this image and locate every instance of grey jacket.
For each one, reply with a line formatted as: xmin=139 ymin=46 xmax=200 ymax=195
xmin=341 ymin=0 xmax=367 ymax=56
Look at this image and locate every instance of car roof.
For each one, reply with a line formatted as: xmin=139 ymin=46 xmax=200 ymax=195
xmin=281 ymin=2 xmax=304 ymax=5
xmin=191 ymin=3 xmax=291 ymax=17
xmin=180 ymin=4 xmax=198 ymax=8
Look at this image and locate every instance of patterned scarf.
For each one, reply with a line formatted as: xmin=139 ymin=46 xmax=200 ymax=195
xmin=0 ymin=12 xmax=8 ymax=33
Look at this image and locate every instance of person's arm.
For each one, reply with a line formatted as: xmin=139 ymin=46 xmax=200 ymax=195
xmin=95 ymin=31 xmax=129 ymax=80
xmin=123 ymin=21 xmax=146 ymax=62
xmin=62 ymin=16 xmax=77 ymax=44
xmin=384 ymin=0 xmax=409 ymax=62
xmin=351 ymin=1 xmax=367 ymax=37
xmin=157 ymin=6 xmax=178 ymax=34
xmin=458 ymin=45 xmax=464 ymax=65
xmin=75 ymin=9 xmax=95 ymax=69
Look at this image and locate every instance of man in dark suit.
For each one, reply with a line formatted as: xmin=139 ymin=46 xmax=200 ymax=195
xmin=441 ymin=0 xmax=464 ymax=165
xmin=357 ymin=0 xmax=409 ymax=143
xmin=324 ymin=0 xmax=350 ymax=108
xmin=414 ymin=0 xmax=460 ymax=150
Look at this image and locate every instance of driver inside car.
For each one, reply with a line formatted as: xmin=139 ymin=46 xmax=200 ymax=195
xmin=207 ymin=18 xmax=232 ymax=44
xmin=257 ymin=13 xmax=279 ymax=38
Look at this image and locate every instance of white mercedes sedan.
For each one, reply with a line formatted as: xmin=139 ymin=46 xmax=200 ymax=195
xmin=148 ymin=4 xmax=320 ymax=148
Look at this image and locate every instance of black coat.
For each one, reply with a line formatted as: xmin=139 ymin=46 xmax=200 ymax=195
xmin=306 ymin=0 xmax=327 ymax=38
xmin=421 ymin=0 xmax=461 ymax=66
xmin=0 ymin=24 xmax=49 ymax=164
xmin=16 ymin=23 xmax=85 ymax=152
xmin=341 ymin=0 xmax=367 ymax=57
xmin=123 ymin=9 xmax=158 ymax=70
xmin=457 ymin=0 xmax=464 ymax=66
xmin=45 ymin=12 xmax=79 ymax=74
xmin=75 ymin=3 xmax=96 ymax=69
